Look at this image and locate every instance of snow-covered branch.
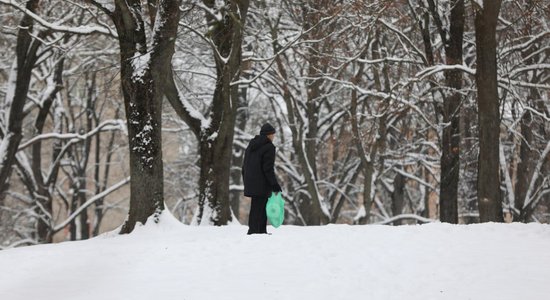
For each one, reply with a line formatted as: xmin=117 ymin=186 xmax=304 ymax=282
xmin=18 ymin=120 xmax=124 ymax=150
xmin=53 ymin=176 xmax=130 ymax=233
xmin=415 ymin=64 xmax=476 ymax=80
xmin=0 ymin=0 xmax=117 ymax=37
xmin=523 ymin=140 xmax=550 ymax=210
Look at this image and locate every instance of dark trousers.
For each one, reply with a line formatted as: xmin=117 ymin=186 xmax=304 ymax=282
xmin=248 ymin=196 xmax=268 ymax=234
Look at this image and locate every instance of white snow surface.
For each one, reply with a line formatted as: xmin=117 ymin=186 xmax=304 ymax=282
xmin=1 ymin=211 xmax=549 ymax=300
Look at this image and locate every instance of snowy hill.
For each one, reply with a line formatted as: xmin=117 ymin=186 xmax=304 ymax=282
xmin=1 ymin=212 xmax=549 ymax=300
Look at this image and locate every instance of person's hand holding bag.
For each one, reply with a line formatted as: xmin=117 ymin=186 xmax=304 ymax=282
xmin=272 ymin=183 xmax=282 ymax=193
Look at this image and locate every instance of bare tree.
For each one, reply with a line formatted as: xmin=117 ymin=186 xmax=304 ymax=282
xmin=164 ymin=0 xmax=251 ymax=225
xmin=0 ymin=0 xmax=41 ymax=207
xmin=87 ymin=0 xmax=182 ymax=233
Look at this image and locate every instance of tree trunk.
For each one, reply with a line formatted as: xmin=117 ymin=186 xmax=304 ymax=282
xmin=194 ymin=0 xmax=250 ymax=225
xmin=439 ymin=0 xmax=464 ymax=224
xmin=69 ymin=190 xmax=78 ymax=240
xmin=92 ymin=109 xmax=119 ymax=236
xmin=78 ymin=170 xmax=90 ymax=239
xmin=0 ymin=0 xmax=41 ymax=207
xmin=391 ymin=173 xmax=405 ymax=225
xmin=422 ymin=168 xmax=431 ymax=219
xmin=349 ymin=52 xmax=372 ymax=225
xmin=196 ymin=126 xmax=234 ymax=225
xmin=105 ymin=0 xmax=182 ymax=233
xmin=474 ymin=0 xmax=504 ymax=222
xmin=230 ymin=76 xmax=249 ymax=222
xmin=515 ymin=110 xmax=534 ymax=219
xmin=461 ymin=102 xmax=479 ymax=224
xmin=30 ymin=56 xmax=64 ymax=243
xmin=353 ymin=33 xmax=387 ymax=225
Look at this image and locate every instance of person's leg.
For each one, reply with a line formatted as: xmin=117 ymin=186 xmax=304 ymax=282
xmin=248 ymin=197 xmax=260 ymax=234
xmin=259 ymin=197 xmax=268 ymax=233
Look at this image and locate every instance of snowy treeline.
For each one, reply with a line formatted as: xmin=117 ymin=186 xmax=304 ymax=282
xmin=0 ymin=0 xmax=548 ymax=247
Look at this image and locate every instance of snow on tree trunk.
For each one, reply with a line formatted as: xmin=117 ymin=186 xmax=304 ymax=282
xmin=0 ymin=0 xmax=41 ymax=205
xmin=106 ymin=0 xmax=182 ymax=234
xmin=31 ymin=57 xmax=64 ymax=242
xmin=193 ymin=0 xmax=250 ymax=226
xmin=229 ymin=73 xmax=250 ymax=222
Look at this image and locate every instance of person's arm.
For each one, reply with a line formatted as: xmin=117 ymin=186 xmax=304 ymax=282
xmin=262 ymin=146 xmax=279 ymax=188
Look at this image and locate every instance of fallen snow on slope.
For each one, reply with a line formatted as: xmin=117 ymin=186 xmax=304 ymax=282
xmin=1 ymin=212 xmax=549 ymax=300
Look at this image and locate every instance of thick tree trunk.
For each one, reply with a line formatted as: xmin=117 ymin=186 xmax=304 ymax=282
xmin=474 ymin=0 xmax=504 ymax=222
xmin=194 ymin=0 xmax=250 ymax=225
xmin=196 ymin=64 xmax=240 ymax=225
xmin=439 ymin=0 xmax=464 ymax=224
xmin=421 ymin=0 xmax=465 ymax=223
xmin=197 ymin=125 xmax=234 ymax=225
xmin=117 ymin=35 xmax=163 ymax=232
xmin=106 ymin=0 xmax=181 ymax=233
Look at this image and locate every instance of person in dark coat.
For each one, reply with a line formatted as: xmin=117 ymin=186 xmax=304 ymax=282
xmin=242 ymin=123 xmax=282 ymax=234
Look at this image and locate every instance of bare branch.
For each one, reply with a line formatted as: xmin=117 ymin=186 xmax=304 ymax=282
xmin=1 ymin=0 xmax=117 ymax=37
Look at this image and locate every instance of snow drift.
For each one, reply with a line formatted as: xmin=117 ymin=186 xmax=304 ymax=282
xmin=1 ymin=212 xmax=549 ymax=300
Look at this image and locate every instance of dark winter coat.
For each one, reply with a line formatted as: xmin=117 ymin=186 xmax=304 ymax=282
xmin=242 ymin=135 xmax=278 ymax=197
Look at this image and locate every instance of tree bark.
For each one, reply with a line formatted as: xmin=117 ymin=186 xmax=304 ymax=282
xmin=461 ymin=102 xmax=479 ymax=224
xmin=439 ymin=0 xmax=464 ymax=224
xmin=32 ymin=57 xmax=64 ymax=242
xmin=92 ymin=108 xmax=119 ymax=236
xmin=349 ymin=50 xmax=372 ymax=225
xmin=420 ymin=0 xmax=465 ymax=223
xmin=194 ymin=0 xmax=250 ymax=225
xmin=515 ymin=110 xmax=534 ymax=219
xmin=230 ymin=73 xmax=249 ymax=222
xmin=104 ymin=0 xmax=182 ymax=233
xmin=474 ymin=0 xmax=504 ymax=222
xmin=391 ymin=173 xmax=405 ymax=225
xmin=352 ymin=32 xmax=388 ymax=225
xmin=0 ymin=0 xmax=41 ymax=206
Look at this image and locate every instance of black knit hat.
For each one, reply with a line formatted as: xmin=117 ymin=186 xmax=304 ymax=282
xmin=260 ymin=123 xmax=276 ymax=136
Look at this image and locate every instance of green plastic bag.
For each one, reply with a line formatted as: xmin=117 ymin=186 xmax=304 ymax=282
xmin=266 ymin=192 xmax=285 ymax=228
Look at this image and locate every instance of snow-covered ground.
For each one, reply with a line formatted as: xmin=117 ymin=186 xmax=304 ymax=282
xmin=1 ymin=212 xmax=549 ymax=300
